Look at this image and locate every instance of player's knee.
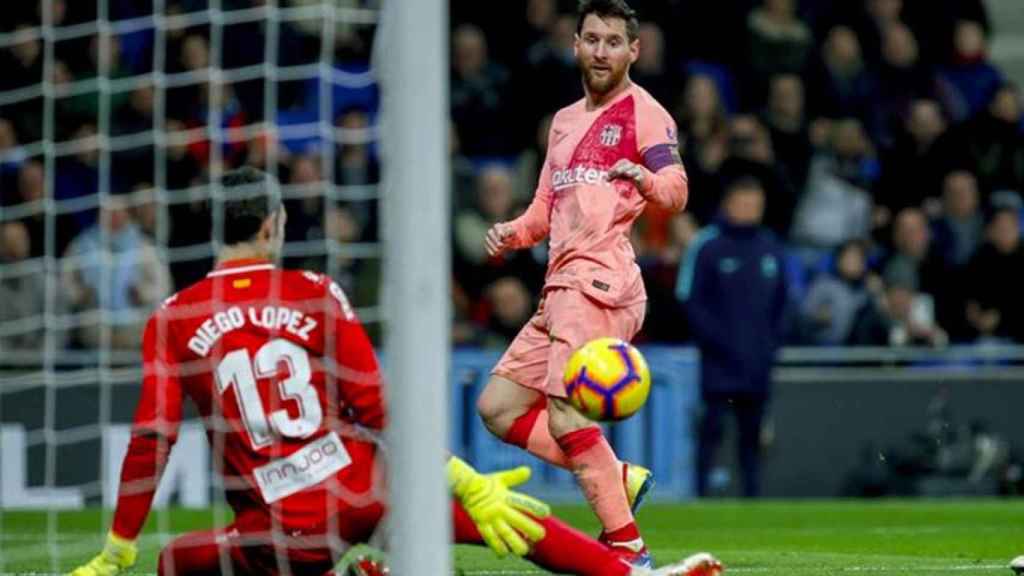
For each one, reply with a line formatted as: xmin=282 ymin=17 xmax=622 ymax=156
xmin=547 ymin=398 xmax=593 ymax=438
xmin=476 ymin=381 xmax=513 ymax=436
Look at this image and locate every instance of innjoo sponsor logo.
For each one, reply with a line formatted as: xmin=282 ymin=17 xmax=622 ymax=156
xmin=551 ymin=165 xmax=610 ymax=190
xmin=254 ymin=431 xmax=351 ymax=503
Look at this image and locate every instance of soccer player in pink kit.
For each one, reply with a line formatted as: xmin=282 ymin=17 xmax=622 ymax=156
xmin=477 ymin=0 xmax=689 ymax=567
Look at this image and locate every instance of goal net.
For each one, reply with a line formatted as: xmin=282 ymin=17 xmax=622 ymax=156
xmin=0 ymin=0 xmax=448 ymax=573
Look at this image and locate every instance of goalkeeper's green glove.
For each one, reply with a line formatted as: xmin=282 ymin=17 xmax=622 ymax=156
xmin=447 ymin=456 xmax=550 ymax=558
xmin=68 ymin=532 xmax=137 ymax=576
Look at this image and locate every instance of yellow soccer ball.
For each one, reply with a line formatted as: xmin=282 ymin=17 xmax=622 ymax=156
xmin=563 ymin=337 xmax=651 ymax=422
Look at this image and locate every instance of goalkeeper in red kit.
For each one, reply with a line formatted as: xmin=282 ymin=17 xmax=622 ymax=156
xmin=68 ymin=168 xmax=721 ymax=576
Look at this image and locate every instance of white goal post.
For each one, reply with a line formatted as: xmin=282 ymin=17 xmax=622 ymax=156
xmin=380 ymin=0 xmax=452 ymax=573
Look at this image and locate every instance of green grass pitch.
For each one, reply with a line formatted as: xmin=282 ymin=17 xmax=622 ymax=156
xmin=2 ymin=500 xmax=1021 ymax=574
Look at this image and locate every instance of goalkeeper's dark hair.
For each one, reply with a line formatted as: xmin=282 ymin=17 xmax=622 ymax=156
xmin=220 ymin=167 xmax=282 ymax=245
xmin=577 ymin=0 xmax=639 ymax=42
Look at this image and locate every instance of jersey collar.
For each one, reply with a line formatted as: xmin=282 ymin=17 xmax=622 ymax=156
xmin=207 ymin=258 xmax=275 ymax=277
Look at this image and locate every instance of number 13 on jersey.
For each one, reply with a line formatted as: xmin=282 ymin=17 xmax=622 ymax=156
xmin=215 ymin=338 xmax=323 ymax=449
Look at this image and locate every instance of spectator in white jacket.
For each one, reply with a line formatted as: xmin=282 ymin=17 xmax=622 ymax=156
xmin=790 ymin=119 xmax=873 ymax=256
xmin=61 ymin=194 xmax=171 ymax=349
xmin=801 ymin=239 xmax=873 ymax=345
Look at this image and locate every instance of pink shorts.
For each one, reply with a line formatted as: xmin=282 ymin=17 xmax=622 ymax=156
xmin=492 ymin=288 xmax=645 ymax=398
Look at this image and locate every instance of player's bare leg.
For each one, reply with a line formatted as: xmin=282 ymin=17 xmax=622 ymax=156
xmin=477 ymin=375 xmax=543 ymax=438
xmin=479 ymin=375 xmax=653 ymax=505
xmin=479 ymin=374 xmax=654 ymax=566
xmin=478 ymin=375 xmax=569 ymax=467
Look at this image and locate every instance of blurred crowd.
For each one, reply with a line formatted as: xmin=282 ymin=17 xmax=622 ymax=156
xmin=0 ymin=0 xmax=381 ymax=351
xmin=2 ymin=0 xmax=1024 ymax=353
xmin=450 ymin=0 xmax=1024 ymax=349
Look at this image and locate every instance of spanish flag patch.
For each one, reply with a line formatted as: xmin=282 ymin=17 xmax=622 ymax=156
xmin=233 ymin=278 xmax=252 ymax=289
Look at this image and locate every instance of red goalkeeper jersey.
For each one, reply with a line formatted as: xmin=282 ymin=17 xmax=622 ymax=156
xmin=111 ymin=258 xmax=385 ymax=539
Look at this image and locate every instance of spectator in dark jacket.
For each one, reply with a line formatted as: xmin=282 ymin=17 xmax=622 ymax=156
xmin=874 ymin=23 xmax=937 ymax=148
xmin=0 ymin=25 xmax=44 ymax=144
xmin=932 ymin=170 xmax=984 ymax=267
xmin=762 ymin=74 xmax=813 ymax=191
xmin=719 ymin=115 xmax=799 ymax=239
xmin=676 ymin=176 xmax=788 ymax=498
xmin=936 ymin=20 xmax=1004 ymax=124
xmin=450 ymin=24 xmax=513 ymax=156
xmin=744 ymin=0 xmax=813 ymax=104
xmin=808 ymin=27 xmax=879 ymax=137
xmin=631 ymin=22 xmax=675 ymax=107
xmin=930 ymin=171 xmax=984 ymax=340
xmin=940 ymin=83 xmax=1024 ymax=196
xmin=876 ymin=99 xmax=949 ymax=213
xmin=963 ymin=191 xmax=1024 ymax=343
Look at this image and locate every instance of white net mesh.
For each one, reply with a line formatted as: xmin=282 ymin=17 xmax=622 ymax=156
xmin=0 ymin=1 xmax=385 ymax=573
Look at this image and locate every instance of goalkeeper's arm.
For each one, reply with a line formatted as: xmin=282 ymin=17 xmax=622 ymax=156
xmin=68 ymin=315 xmax=183 ymax=576
xmin=67 ymin=430 xmax=173 ymax=576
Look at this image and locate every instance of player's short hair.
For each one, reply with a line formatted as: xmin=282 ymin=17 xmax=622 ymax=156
xmin=220 ymin=167 xmax=282 ymax=245
xmin=576 ymin=0 xmax=639 ymax=42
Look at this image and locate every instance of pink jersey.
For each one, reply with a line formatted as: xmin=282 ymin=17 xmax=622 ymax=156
xmin=507 ymin=84 xmax=688 ymax=308
xmin=111 ymin=258 xmax=385 ymax=539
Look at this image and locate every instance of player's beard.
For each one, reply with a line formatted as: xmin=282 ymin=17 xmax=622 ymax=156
xmin=581 ymin=59 xmax=628 ymax=98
